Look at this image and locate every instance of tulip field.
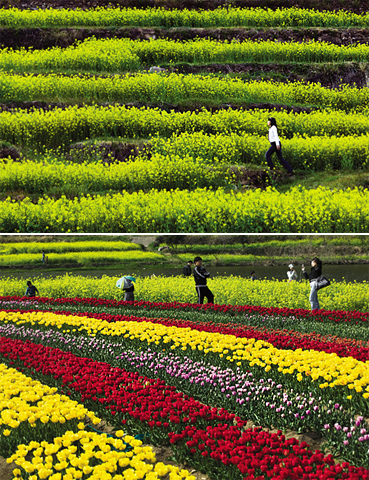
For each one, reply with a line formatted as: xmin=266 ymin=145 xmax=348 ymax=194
xmin=0 ymin=5 xmax=369 ymax=232
xmin=0 ymin=294 xmax=369 ymax=479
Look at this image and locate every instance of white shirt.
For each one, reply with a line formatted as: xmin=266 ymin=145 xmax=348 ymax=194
xmin=268 ymin=125 xmax=280 ymax=146
xmin=287 ymin=270 xmax=297 ymax=281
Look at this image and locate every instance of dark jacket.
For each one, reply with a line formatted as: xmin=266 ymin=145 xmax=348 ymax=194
xmin=194 ymin=266 xmax=210 ymax=286
xmin=183 ymin=265 xmax=192 ymax=276
xmin=25 ymin=285 xmax=39 ymax=297
xmin=303 ymin=265 xmax=322 ymax=282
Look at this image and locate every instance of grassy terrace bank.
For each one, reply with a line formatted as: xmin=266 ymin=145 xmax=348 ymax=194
xmin=0 ymin=236 xmax=368 ymax=269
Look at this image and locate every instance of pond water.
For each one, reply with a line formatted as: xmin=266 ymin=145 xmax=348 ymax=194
xmin=2 ymin=264 xmax=368 ymax=283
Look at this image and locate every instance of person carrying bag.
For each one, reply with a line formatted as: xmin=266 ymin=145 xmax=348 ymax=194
xmin=302 ymin=257 xmax=329 ymax=312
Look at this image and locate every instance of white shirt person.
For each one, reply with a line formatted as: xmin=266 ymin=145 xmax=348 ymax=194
xmin=265 ymin=117 xmax=294 ymax=175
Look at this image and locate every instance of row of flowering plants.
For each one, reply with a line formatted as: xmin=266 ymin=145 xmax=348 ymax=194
xmin=9 ymin=430 xmax=195 ymax=480
xmin=0 ymin=334 xmax=369 ymax=479
xmin=1 ymin=320 xmax=368 ymax=465
xmin=0 ymin=362 xmax=101 ymax=457
xmin=1 ymin=295 xmax=368 ymax=323
xmin=0 ymin=348 xmax=196 ymax=479
xmin=1 ymin=310 xmax=368 ymax=412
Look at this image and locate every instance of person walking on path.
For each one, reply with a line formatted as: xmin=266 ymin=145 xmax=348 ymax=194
xmin=25 ymin=281 xmax=39 ymax=297
xmin=302 ymin=257 xmax=322 ymax=312
xmin=287 ymin=264 xmax=298 ymax=282
xmin=250 ymin=271 xmax=257 ymax=281
xmin=122 ymin=278 xmax=135 ymax=301
xmin=266 ymin=117 xmax=294 ymax=176
xmin=183 ymin=260 xmax=193 ymax=277
xmin=193 ymin=256 xmax=214 ymax=304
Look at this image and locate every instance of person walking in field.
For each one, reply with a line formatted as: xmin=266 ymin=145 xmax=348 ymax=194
xmin=25 ymin=281 xmax=39 ymax=297
xmin=122 ymin=278 xmax=135 ymax=301
xmin=266 ymin=117 xmax=294 ymax=176
xmin=193 ymin=256 xmax=214 ymax=304
xmin=302 ymin=257 xmax=322 ymax=312
xmin=183 ymin=260 xmax=193 ymax=276
xmin=287 ymin=264 xmax=298 ymax=282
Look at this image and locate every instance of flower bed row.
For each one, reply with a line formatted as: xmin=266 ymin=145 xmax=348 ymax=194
xmin=4 ymin=421 xmax=194 ymax=480
xmin=2 ymin=304 xmax=369 ymax=361
xmin=0 ymin=359 xmax=195 ymax=479
xmin=2 ymin=296 xmax=368 ymax=323
xmin=0 ymin=362 xmax=100 ymax=457
xmin=1 ymin=310 xmax=368 ymax=410
xmin=9 ymin=429 xmax=195 ymax=480
xmin=2 ymin=321 xmax=368 ymax=465
xmin=1 ymin=335 xmax=368 ymax=479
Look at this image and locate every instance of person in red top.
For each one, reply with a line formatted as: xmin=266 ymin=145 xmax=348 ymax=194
xmin=266 ymin=117 xmax=294 ymax=176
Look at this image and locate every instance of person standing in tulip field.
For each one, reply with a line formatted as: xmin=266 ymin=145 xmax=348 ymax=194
xmin=302 ymin=257 xmax=322 ymax=312
xmin=266 ymin=117 xmax=294 ymax=176
xmin=193 ymin=256 xmax=214 ymax=304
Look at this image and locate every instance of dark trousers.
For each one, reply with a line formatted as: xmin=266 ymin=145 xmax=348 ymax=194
xmin=266 ymin=142 xmax=293 ymax=173
xmin=195 ymin=286 xmax=214 ymax=304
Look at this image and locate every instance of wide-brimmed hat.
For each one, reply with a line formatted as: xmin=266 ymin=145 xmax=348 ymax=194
xmin=288 ymin=264 xmax=294 ymax=269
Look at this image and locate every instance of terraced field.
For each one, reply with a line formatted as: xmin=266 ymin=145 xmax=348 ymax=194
xmin=0 ymin=1 xmax=368 ymax=232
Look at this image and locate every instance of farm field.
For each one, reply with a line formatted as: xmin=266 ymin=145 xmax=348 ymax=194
xmin=1 ymin=272 xmax=368 ymax=311
xmin=0 ymin=293 xmax=369 ymax=479
xmin=1 ymin=235 xmax=369 ymax=270
xmin=0 ymin=2 xmax=368 ymax=232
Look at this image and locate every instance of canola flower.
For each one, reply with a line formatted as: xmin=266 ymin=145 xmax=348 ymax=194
xmin=1 ymin=186 xmax=368 ymax=233
xmin=1 ymin=311 xmax=369 ymax=401
xmin=1 ymin=272 xmax=368 ymax=312
xmin=0 ymin=250 xmax=163 ymax=268
xmin=7 ymin=429 xmax=196 ymax=480
xmin=1 ymin=72 xmax=369 ymax=112
xmin=2 ymin=38 xmax=369 ymax=74
xmin=1 ymin=104 xmax=368 ymax=149
xmin=0 ymin=240 xmax=140 ymax=255
xmin=0 ymin=6 xmax=368 ymax=29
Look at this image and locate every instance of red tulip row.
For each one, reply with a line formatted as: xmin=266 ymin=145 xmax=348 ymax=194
xmin=3 ymin=306 xmax=369 ymax=361
xmin=0 ymin=334 xmax=368 ymax=480
xmin=1 ymin=295 xmax=368 ymax=323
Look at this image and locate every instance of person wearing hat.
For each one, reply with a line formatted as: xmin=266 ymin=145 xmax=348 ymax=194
xmin=287 ymin=264 xmax=298 ymax=282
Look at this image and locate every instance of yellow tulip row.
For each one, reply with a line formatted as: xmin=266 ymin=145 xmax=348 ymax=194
xmin=2 ymin=311 xmax=369 ymax=399
xmin=8 ymin=429 xmax=195 ymax=480
xmin=0 ymin=363 xmax=100 ymax=435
